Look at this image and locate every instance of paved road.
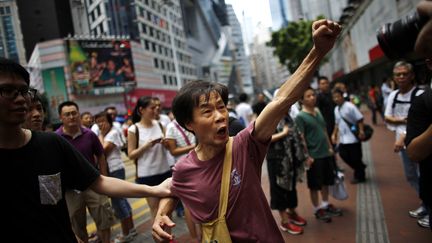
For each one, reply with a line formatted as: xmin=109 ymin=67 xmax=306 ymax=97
xmin=86 ymin=113 xmax=431 ymax=242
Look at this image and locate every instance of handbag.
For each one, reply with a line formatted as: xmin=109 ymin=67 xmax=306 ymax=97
xmin=201 ymin=137 xmax=233 ymax=243
xmin=338 ymin=107 xmax=374 ymax=141
xmin=329 ymin=171 xmax=349 ymax=200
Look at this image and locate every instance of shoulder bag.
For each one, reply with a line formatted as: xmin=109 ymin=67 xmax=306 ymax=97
xmin=201 ymin=137 xmax=233 ymax=243
xmin=338 ymin=106 xmax=374 ymax=141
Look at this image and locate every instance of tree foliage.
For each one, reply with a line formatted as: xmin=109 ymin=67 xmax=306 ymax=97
xmin=267 ymin=16 xmax=325 ymax=73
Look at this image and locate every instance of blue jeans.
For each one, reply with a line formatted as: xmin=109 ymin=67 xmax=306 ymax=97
xmin=109 ymin=169 xmax=132 ymax=219
xmin=400 ymin=149 xmax=420 ymax=195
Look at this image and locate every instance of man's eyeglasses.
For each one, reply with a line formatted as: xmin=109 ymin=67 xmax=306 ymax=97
xmin=393 ymin=72 xmax=411 ymax=78
xmin=0 ymin=86 xmax=37 ymax=100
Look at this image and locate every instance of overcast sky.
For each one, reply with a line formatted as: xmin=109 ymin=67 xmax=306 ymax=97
xmin=225 ymin=0 xmax=272 ymax=29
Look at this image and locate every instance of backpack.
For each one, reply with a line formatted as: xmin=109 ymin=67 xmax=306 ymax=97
xmin=391 ymin=87 xmax=420 ymax=109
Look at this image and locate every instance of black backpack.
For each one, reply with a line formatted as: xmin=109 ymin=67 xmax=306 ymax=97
xmin=391 ymin=87 xmax=421 ymax=109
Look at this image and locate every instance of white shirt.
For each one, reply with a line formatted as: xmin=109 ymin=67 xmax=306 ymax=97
xmin=104 ymin=128 xmax=125 ymax=173
xmin=92 ymin=121 xmax=126 ymax=144
xmin=165 ymin=120 xmax=196 ymax=161
xmin=334 ymin=101 xmax=364 ymax=144
xmin=235 ymin=102 xmax=253 ymax=126
xmin=158 ymin=114 xmax=172 ymax=128
xmin=384 ymin=87 xmax=423 ymax=136
xmin=128 ymin=120 xmax=171 ymax=177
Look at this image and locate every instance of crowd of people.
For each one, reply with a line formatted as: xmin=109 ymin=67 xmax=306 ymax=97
xmin=2 ymin=1 xmax=432 ymax=242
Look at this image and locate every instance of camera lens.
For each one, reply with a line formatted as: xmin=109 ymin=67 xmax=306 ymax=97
xmin=377 ymin=11 xmax=428 ymax=59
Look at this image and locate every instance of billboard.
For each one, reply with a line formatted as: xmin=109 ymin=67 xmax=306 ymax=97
xmin=67 ymin=39 xmax=136 ymax=95
xmin=42 ymin=67 xmax=68 ymax=122
xmin=126 ymin=88 xmax=178 ymax=110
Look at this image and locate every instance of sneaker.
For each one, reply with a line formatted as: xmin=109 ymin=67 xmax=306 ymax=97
xmin=417 ymin=216 xmax=430 ymax=228
xmin=114 ymin=232 xmax=135 ymax=243
xmin=280 ymin=222 xmax=303 ymax=235
xmin=409 ymin=206 xmax=428 ymax=218
xmin=288 ymin=213 xmax=307 ymax=226
xmin=129 ymin=228 xmax=138 ymax=237
xmin=325 ymin=204 xmax=343 ymax=217
xmin=315 ymin=208 xmax=332 ymax=223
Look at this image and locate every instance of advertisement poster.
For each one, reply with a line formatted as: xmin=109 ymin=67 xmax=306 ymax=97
xmin=67 ymin=39 xmax=136 ymax=95
xmin=42 ymin=67 xmax=68 ymax=122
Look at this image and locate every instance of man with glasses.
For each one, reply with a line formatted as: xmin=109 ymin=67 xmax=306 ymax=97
xmin=56 ymin=101 xmax=115 ymax=243
xmin=0 ymin=58 xmax=171 ymax=243
xmin=384 ymin=61 xmax=426 ymax=222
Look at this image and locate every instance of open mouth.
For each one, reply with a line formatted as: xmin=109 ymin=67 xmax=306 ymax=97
xmin=216 ymin=126 xmax=227 ymax=136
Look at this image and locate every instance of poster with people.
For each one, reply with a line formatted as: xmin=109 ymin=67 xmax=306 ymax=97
xmin=67 ymin=39 xmax=136 ymax=95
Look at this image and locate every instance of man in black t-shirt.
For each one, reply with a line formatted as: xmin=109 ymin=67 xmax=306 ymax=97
xmin=252 ymin=93 xmax=267 ymax=117
xmin=0 ymin=58 xmax=171 ymax=243
xmin=316 ymin=76 xmax=336 ymax=137
xmin=406 ymin=86 xmax=432 ymax=230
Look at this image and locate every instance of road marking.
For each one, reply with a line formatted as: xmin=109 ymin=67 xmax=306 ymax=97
xmin=357 ymin=142 xmax=390 ymax=243
xmin=86 ymin=198 xmax=150 ymax=233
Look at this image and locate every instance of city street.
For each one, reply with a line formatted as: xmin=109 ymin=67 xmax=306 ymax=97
xmin=86 ymin=112 xmax=431 ymax=243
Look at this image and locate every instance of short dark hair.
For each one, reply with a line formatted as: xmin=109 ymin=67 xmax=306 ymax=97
xmin=332 ymin=88 xmax=344 ymax=96
xmin=58 ymin=101 xmax=79 ymax=115
xmin=94 ymin=111 xmax=113 ymax=126
xmin=172 ymin=80 xmax=228 ymax=131
xmin=80 ymin=111 xmax=92 ymax=119
xmin=318 ymin=76 xmax=329 ymax=82
xmin=31 ymin=91 xmax=45 ymax=112
xmin=300 ymin=86 xmax=315 ymax=100
xmin=0 ymin=58 xmax=30 ymax=85
xmin=104 ymin=106 xmax=117 ymax=112
xmin=238 ymin=93 xmax=248 ymax=102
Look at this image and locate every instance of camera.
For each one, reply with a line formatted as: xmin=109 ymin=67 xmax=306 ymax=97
xmin=377 ymin=11 xmax=429 ymax=59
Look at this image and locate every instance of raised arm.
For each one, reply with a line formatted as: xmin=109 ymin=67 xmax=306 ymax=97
xmin=254 ymin=19 xmax=341 ymax=142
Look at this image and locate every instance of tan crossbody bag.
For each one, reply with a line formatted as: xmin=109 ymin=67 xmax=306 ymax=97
xmin=201 ymin=137 xmax=233 ymax=243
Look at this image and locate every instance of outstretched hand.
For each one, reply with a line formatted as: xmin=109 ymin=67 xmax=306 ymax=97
xmin=312 ymin=19 xmax=342 ymax=55
xmin=152 ymin=215 xmax=176 ymax=242
xmin=154 ymin=177 xmax=172 ymax=197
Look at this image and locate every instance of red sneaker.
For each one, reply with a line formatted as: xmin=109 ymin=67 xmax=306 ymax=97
xmin=280 ymin=222 xmax=303 ymax=235
xmin=288 ymin=213 xmax=307 ymax=226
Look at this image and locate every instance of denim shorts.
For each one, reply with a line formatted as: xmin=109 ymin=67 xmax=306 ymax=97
xmin=109 ymin=169 xmax=132 ymax=219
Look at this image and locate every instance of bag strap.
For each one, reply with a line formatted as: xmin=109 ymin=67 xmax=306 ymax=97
xmin=219 ymin=137 xmax=233 ymax=218
xmin=174 ymin=121 xmax=191 ymax=145
xmin=338 ymin=105 xmax=354 ymax=127
xmin=392 ymin=87 xmax=420 ymax=109
xmin=134 ymin=123 xmax=139 ymax=178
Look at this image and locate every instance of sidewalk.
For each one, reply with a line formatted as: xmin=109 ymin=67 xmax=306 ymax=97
xmin=131 ymin=113 xmax=431 ymax=242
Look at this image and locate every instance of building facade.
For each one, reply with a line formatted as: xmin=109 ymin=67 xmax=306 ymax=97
xmin=269 ymin=0 xmax=289 ymax=30
xmin=0 ymin=0 xmax=26 ymax=64
xmin=16 ymin=0 xmax=75 ymax=61
xmin=82 ymin=0 xmax=196 ymax=93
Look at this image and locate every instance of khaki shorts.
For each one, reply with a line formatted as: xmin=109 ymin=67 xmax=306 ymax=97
xmin=65 ymin=189 xmax=115 ymax=239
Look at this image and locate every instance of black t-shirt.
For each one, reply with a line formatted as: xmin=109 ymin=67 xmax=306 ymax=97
xmin=229 ymin=117 xmax=245 ymax=136
xmin=316 ymin=91 xmax=336 ymax=136
xmin=252 ymin=101 xmax=267 ymax=116
xmin=406 ymin=88 xmax=432 ymax=205
xmin=2 ymin=131 xmax=99 ymax=243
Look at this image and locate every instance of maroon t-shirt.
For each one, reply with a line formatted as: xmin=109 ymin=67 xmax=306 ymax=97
xmin=56 ymin=126 xmax=104 ymax=167
xmin=171 ymin=122 xmax=284 ymax=242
